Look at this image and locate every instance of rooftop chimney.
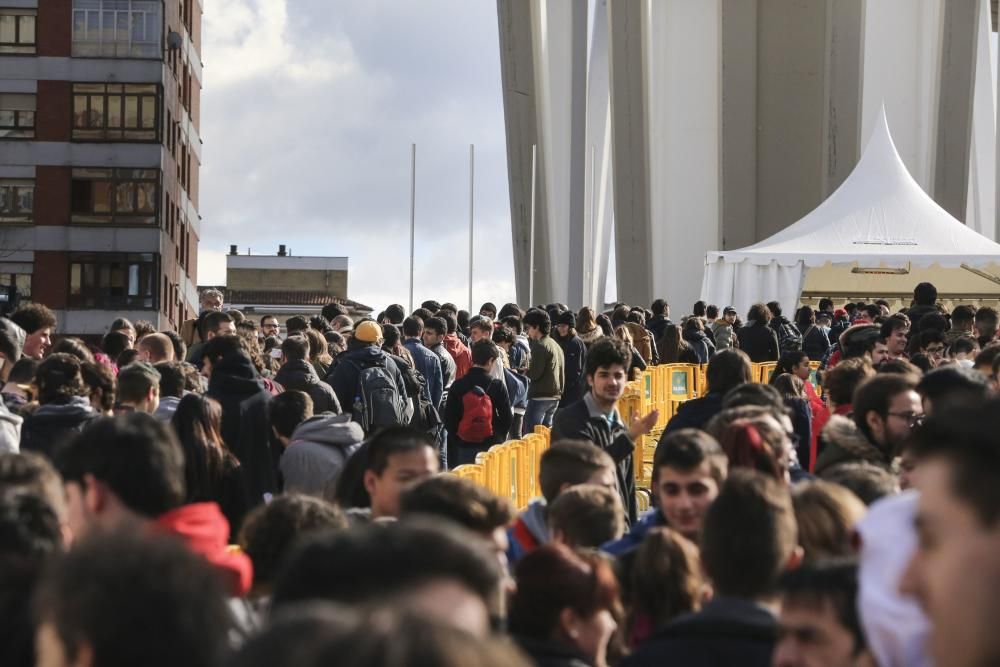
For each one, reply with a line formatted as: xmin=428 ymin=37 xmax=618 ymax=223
xmin=229 ymin=245 xmax=238 ymax=256
xmin=278 ymin=244 xmax=287 ymax=257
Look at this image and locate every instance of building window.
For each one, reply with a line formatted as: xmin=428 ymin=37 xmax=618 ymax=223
xmin=0 ymin=273 xmax=32 ymax=300
xmin=69 ymin=252 xmax=157 ymax=309
xmin=71 ymin=0 xmax=162 ymax=59
xmin=72 ymin=83 xmax=158 ymax=141
xmin=71 ymin=168 xmax=159 ymax=225
xmin=0 ymin=10 xmax=36 ymax=55
xmin=0 ymin=94 xmax=35 ymax=139
xmin=0 ymin=179 xmax=33 ymax=223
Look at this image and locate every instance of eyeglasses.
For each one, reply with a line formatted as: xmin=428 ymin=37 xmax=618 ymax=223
xmin=888 ymin=412 xmax=926 ymax=428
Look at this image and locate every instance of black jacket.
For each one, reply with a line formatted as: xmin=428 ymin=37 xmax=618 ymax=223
xmin=737 ymin=322 xmax=779 ymax=362
xmin=556 ymin=333 xmax=587 ymax=408
xmin=444 ymin=367 xmax=511 ymax=447
xmin=552 ymin=393 xmax=637 ymax=526
xmin=683 ymin=329 xmax=716 ymax=364
xmin=207 ymin=352 xmax=276 ymax=507
xmin=275 ymin=359 xmax=342 ymax=414
xmin=19 ymin=396 xmax=97 ymax=461
xmin=663 ymin=393 xmax=724 ymax=434
xmin=621 ymin=597 xmax=777 ymax=667
xmin=646 ymin=314 xmax=672 ymax=343
xmin=798 ymin=323 xmax=831 ymax=361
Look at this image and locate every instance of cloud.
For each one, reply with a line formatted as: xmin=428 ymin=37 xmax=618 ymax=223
xmin=197 ymin=0 xmax=516 ymax=312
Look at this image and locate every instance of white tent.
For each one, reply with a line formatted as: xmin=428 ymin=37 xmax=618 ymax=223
xmin=701 ymin=110 xmax=1000 ymax=316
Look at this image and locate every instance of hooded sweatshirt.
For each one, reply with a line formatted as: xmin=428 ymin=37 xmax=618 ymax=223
xmin=274 ymin=358 xmax=341 ymax=414
xmin=207 ymin=352 xmax=276 ymax=505
xmin=281 ymin=413 xmax=364 ymax=496
xmin=155 ymin=501 xmax=253 ymax=597
xmin=0 ymin=399 xmax=22 ymax=453
xmin=19 ymin=395 xmax=97 ymax=460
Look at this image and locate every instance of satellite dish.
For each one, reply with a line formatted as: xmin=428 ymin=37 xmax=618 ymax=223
xmin=166 ymin=31 xmax=183 ymax=51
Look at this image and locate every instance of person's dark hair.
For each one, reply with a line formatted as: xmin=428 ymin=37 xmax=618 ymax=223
xmin=771 ymin=351 xmax=809 ymax=381
xmin=440 ymin=312 xmax=458 ymax=335
xmin=201 ymin=334 xmax=243 ymax=363
xmin=818 ymin=298 xmax=834 ymax=312
xmin=238 ymin=494 xmax=346 ymax=588
xmin=546 ymin=484 xmax=623 ymax=548
xmin=285 ymin=315 xmax=309 ymax=336
xmin=917 ymin=314 xmax=948 ymax=336
xmin=304 ymin=316 xmax=328 ymax=334
xmin=56 ymin=413 xmax=186 ymax=517
xmin=80 ymin=361 xmax=115 ymax=412
xmin=471 ymin=317 xmax=494 ymax=335
xmin=951 ymin=304 xmax=975 ymax=324
xmin=0 ymin=452 xmax=67 ymax=522
xmin=7 ymin=357 xmax=37 ymax=385
xmin=470 ymin=339 xmax=500 ymax=367
xmin=321 ymin=302 xmax=348 ymax=322
xmin=652 ymin=429 xmax=728 ymax=487
xmin=975 ymin=306 xmax=999 ymax=335
xmin=491 ymin=326 xmax=515 ymax=347
xmin=399 ymin=475 xmax=514 ymax=537
xmin=365 ymin=427 xmax=435 ymax=476
xmin=917 ymin=329 xmax=945 ymax=351
xmin=908 ymin=397 xmax=1000 ymax=526
xmin=651 ymin=299 xmax=669 ymax=316
xmin=766 ymin=301 xmax=783 ymax=318
xmin=879 ymin=314 xmax=910 ymax=341
xmin=501 ymin=315 xmax=524 ymax=335
xmin=203 ymin=310 xmax=234 ymax=336
xmin=116 ymin=362 xmax=161 ymax=405
xmin=402 ymin=316 xmax=424 ymax=338
xmin=794 ymin=306 xmax=816 ymax=330
xmin=424 ymin=316 xmax=447 ymax=337
xmin=457 ymin=310 xmax=471 ymax=331
xmin=876 ymin=358 xmax=922 ymax=379
xmin=706 ymin=304 xmax=719 ymax=320
xmin=818 ymin=462 xmax=898 ymax=505
xmin=420 ymin=300 xmax=441 ymax=314
xmin=498 ymin=303 xmax=522 ymax=320
xmin=852 ymin=374 xmax=918 ymax=447
xmin=700 ymin=470 xmax=797 ymax=598
xmin=115 ymin=348 xmax=139 ymax=370
xmin=585 ymin=337 xmax=632 ymax=377
xmin=947 ymin=336 xmax=978 ymax=359
xmin=101 ymin=331 xmax=131 ymax=361
xmin=50 ymin=338 xmax=94 ymax=364
xmin=508 ymin=543 xmax=619 ymax=640
xmin=771 ymin=373 xmax=805 ymax=400
xmin=11 ymin=303 xmax=56 ymax=335
xmin=162 ymin=330 xmax=186 ymax=363
xmin=109 ymin=318 xmax=134 ymax=337
xmin=33 ymin=530 xmax=231 ymax=667
xmin=706 ymin=349 xmax=753 ymax=395
xmin=823 ymin=357 xmax=875 ymax=408
xmin=791 ymin=481 xmax=866 ymax=561
xmin=538 ymin=440 xmax=615 ymax=503
xmin=722 ymin=382 xmax=786 ymax=412
xmin=281 ymin=335 xmax=309 ymax=363
xmin=154 ymin=361 xmax=186 ymax=398
xmin=0 ymin=490 xmax=62 ymax=561
xmin=777 ymin=560 xmax=866 ymax=655
xmin=35 ymin=353 xmax=86 ymax=404
xmin=170 ymin=394 xmax=235 ymax=506
xmin=270 ymin=519 xmax=501 ymax=610
xmin=840 ymin=325 xmax=881 ymax=359
xmin=522 ymin=308 xmax=552 ymax=336
xmin=329 ymin=444 xmax=371 ymax=509
xmin=913 ymin=282 xmax=937 ymax=306
xmin=747 ymin=303 xmax=771 ymax=324
xmin=269 ymin=390 xmax=314 ymax=439
xmin=479 ymin=302 xmax=498 ymax=318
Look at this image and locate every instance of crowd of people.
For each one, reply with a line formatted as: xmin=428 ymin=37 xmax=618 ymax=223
xmin=1 ymin=280 xmax=998 ymax=667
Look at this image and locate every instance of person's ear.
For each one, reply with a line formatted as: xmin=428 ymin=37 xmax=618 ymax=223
xmin=558 ymin=607 xmax=581 ymax=641
xmin=865 ymin=410 xmax=883 ymax=438
xmin=363 ymin=470 xmax=378 ymax=498
xmin=785 ymin=545 xmax=805 ymax=571
xmin=83 ymin=474 xmax=108 ymax=514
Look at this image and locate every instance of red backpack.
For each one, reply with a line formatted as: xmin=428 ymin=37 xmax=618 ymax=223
xmin=458 ymin=384 xmax=494 ymax=443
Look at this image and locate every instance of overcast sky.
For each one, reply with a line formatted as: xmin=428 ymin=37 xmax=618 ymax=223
xmin=198 ymin=0 xmax=516 ymax=312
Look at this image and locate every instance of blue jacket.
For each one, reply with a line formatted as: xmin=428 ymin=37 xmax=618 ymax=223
xmin=403 ymin=338 xmax=444 ymax=408
xmin=663 ymin=393 xmax=724 ymax=434
xmin=602 ymin=508 xmax=666 ymax=557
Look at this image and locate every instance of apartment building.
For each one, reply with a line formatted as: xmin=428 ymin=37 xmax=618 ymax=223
xmin=0 ymin=0 xmax=202 ymax=334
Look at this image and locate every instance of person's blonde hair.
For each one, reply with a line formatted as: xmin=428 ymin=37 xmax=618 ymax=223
xmin=614 ymin=325 xmax=633 ymax=347
xmin=792 ymin=480 xmax=867 ymax=561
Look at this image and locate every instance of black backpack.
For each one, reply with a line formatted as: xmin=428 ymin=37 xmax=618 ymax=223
xmin=395 ymin=359 xmax=442 ymax=433
xmin=775 ymin=320 xmax=803 ymax=353
xmin=345 ymin=359 xmax=410 ymax=434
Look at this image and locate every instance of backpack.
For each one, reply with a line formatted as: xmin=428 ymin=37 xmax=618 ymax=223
xmin=458 ymin=384 xmax=494 ymax=443
xmin=346 ymin=359 xmax=409 ymax=434
xmin=398 ymin=360 xmax=442 ymax=432
xmin=775 ymin=319 xmax=803 ymax=353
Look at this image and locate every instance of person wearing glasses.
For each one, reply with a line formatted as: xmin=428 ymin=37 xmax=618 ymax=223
xmin=815 ymin=374 xmax=922 ymax=477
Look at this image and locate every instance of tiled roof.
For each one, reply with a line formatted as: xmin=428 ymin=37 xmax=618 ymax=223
xmin=199 ymin=286 xmax=372 ymax=312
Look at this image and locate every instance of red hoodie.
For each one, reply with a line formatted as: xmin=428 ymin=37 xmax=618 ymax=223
xmin=155 ymin=502 xmax=253 ymax=597
xmin=443 ymin=334 xmax=472 ymax=380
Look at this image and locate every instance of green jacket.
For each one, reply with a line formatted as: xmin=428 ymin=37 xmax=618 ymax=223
xmin=527 ymin=335 xmax=565 ymax=399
